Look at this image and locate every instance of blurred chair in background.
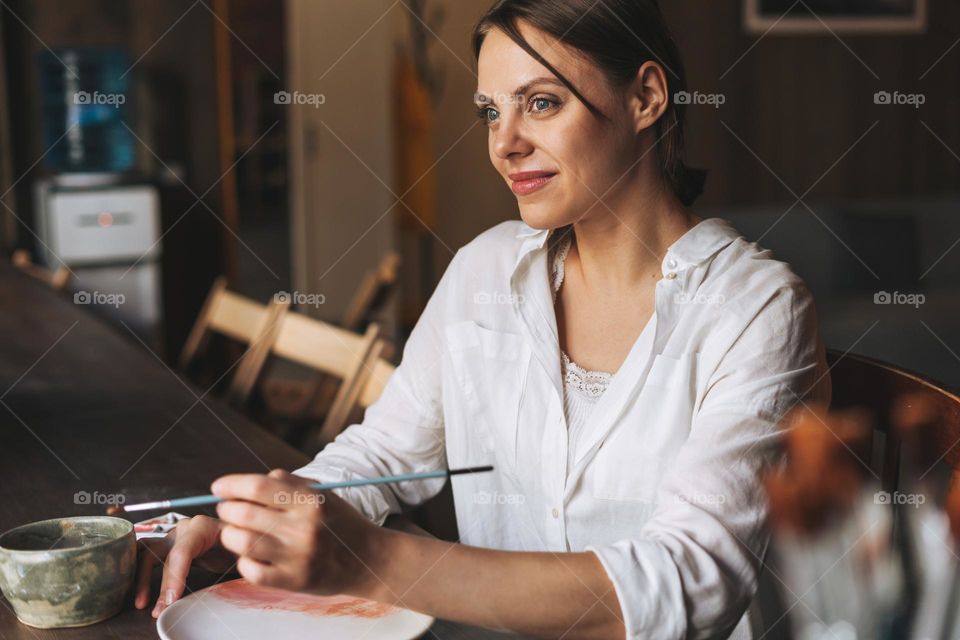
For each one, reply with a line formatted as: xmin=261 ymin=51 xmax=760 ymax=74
xmin=753 ymin=350 xmax=960 ymax=640
xmin=179 ymin=276 xmax=288 ymax=409
xmin=261 ymin=250 xmax=402 ymax=428
xmin=324 ymin=342 xmax=397 ymax=439
xmin=355 ymin=348 xmax=396 ymax=410
xmin=828 ymin=349 xmax=960 ymax=491
xmin=256 ymin=311 xmax=381 ymax=452
xmin=341 ymin=250 xmax=401 ymax=333
xmin=11 ymin=249 xmax=71 ymax=291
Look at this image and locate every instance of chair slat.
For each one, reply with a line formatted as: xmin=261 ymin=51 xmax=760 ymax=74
xmin=357 ymin=355 xmax=396 ymax=408
xmin=179 ymin=277 xmax=288 ymax=409
xmin=827 ymin=349 xmax=960 ymax=485
xmin=208 ymin=289 xmax=273 ymax=343
xmin=272 ymin=312 xmax=375 ymax=377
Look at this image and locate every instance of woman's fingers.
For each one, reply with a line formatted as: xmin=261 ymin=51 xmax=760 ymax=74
xmin=211 ymin=473 xmax=301 ymax=509
xmin=216 ymin=499 xmax=282 ymax=534
xmin=134 ymin=537 xmax=169 ymax=609
xmin=220 ymin=524 xmax=283 ymax=563
xmin=236 ymin=554 xmax=284 ymax=588
xmin=152 ymin=516 xmax=220 ymax=618
xmin=153 ymin=545 xmax=195 ymax=617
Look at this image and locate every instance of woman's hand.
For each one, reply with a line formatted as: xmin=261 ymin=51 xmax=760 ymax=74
xmin=209 ymin=469 xmax=625 ymax=638
xmin=135 ymin=514 xmax=236 ymax=618
xmin=212 ymin=469 xmax=387 ymax=599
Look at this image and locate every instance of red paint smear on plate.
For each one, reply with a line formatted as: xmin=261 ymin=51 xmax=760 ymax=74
xmin=210 ymin=580 xmax=400 ymax=619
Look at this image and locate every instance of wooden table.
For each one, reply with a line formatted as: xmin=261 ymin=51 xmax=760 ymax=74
xmin=0 ymin=264 xmax=521 ymax=639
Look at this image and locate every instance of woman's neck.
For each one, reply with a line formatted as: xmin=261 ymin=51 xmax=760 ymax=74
xmin=567 ymin=181 xmax=700 ymax=293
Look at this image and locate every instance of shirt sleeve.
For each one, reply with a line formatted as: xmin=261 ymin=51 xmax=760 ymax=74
xmin=291 ymin=251 xmax=461 ymax=526
xmin=586 ymin=283 xmax=832 ymax=640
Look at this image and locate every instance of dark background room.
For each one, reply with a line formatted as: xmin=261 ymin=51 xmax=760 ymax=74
xmin=0 ymin=1 xmax=959 ymax=638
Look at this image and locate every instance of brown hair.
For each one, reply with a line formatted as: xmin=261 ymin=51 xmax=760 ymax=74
xmin=472 ymin=0 xmax=707 ymax=206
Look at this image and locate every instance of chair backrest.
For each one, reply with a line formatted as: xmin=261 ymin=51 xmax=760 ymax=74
xmin=827 ymin=349 xmax=960 ymax=491
xmin=751 ymin=351 xmax=960 ymax=639
xmin=12 ymin=249 xmax=71 ymax=291
xmin=270 ymin=311 xmax=381 ymax=446
xmin=179 ymin=277 xmax=288 ymax=407
xmin=356 ymin=346 xmax=396 ymax=409
xmin=341 ymin=251 xmax=401 ymax=331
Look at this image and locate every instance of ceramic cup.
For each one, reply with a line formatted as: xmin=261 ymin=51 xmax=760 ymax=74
xmin=0 ymin=516 xmax=136 ymax=628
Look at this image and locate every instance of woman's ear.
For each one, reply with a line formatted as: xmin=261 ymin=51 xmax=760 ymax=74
xmin=629 ymin=61 xmax=670 ymax=134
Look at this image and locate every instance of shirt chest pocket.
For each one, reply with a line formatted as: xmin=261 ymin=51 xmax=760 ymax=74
xmin=591 ymin=353 xmax=698 ymax=502
xmin=445 ymin=321 xmax=532 ymax=470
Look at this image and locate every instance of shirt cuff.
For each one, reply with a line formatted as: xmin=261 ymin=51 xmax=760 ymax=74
xmin=586 ymin=538 xmax=687 ymax=640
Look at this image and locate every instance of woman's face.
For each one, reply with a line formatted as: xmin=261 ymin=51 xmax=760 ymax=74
xmin=475 ymin=23 xmax=640 ymax=230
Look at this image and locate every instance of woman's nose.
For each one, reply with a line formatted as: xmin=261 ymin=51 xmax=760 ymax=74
xmin=492 ymin=113 xmax=534 ymax=160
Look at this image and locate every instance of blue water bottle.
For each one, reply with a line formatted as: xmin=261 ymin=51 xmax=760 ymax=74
xmin=38 ymin=47 xmax=136 ymax=173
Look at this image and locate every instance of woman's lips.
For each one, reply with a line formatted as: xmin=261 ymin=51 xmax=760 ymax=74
xmin=509 ymin=171 xmax=557 ymax=196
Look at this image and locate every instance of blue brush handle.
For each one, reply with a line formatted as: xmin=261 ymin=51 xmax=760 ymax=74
xmin=122 ymin=465 xmax=493 ymax=512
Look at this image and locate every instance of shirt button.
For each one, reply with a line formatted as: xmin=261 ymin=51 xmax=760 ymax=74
xmin=666 ymin=258 xmax=678 ymax=269
xmin=665 ymin=272 xmax=677 ymax=280
xmin=551 ymin=507 xmax=560 ymax=519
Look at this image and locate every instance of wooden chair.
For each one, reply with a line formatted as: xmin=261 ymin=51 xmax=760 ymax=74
xmin=341 ymin=251 xmax=401 ymax=331
xmin=826 ymin=349 xmax=960 ymax=491
xmin=324 ymin=343 xmax=397 ymax=431
xmin=265 ymin=311 xmax=382 ymax=451
xmin=348 ymin=351 xmax=458 ymax=541
xmin=258 ymin=251 xmax=400 ymax=420
xmin=12 ymin=249 xmax=71 ymax=291
xmin=179 ymin=277 xmax=289 ymax=408
xmin=356 ymin=348 xmax=396 ymax=409
xmin=751 ymin=350 xmax=960 ymax=640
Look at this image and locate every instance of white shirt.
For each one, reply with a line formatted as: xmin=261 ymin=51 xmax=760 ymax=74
xmin=295 ymin=218 xmax=831 ymax=640
xmin=551 ymin=232 xmax=659 ymax=476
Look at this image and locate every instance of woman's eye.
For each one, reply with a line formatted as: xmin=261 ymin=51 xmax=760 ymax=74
xmin=476 ymin=106 xmax=500 ymax=125
xmin=530 ymin=97 xmax=557 ymax=113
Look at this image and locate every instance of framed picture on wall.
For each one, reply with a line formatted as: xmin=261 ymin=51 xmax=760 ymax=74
xmin=744 ymin=0 xmax=927 ymax=34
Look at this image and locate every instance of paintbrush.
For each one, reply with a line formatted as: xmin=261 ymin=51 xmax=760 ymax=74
xmin=107 ymin=465 xmax=493 ymax=514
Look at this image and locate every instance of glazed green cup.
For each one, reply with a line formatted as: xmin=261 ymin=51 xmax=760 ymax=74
xmin=0 ymin=516 xmax=136 ymax=628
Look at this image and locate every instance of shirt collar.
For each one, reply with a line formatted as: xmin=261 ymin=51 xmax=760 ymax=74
xmin=661 ymin=217 xmax=740 ymax=277
xmin=511 ymin=218 xmax=740 ymax=279
xmin=511 ymin=223 xmax=553 ymax=276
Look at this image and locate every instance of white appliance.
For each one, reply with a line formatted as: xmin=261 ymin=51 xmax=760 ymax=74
xmin=34 ymin=173 xmax=163 ymax=342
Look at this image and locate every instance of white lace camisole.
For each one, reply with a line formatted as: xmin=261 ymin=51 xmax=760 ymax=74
xmin=550 ymin=233 xmax=657 ymax=472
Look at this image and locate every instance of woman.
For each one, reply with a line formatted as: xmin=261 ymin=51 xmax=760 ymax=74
xmin=136 ymin=1 xmax=830 ymax=638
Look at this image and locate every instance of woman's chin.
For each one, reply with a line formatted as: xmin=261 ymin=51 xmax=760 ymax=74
xmin=518 ymin=204 xmax=572 ymax=231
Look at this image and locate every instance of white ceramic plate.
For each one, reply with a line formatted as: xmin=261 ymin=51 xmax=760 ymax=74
xmin=157 ymin=579 xmax=434 ymax=640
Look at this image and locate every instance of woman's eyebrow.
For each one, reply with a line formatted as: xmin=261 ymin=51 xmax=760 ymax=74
xmin=474 ymin=76 xmax=566 ymax=105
